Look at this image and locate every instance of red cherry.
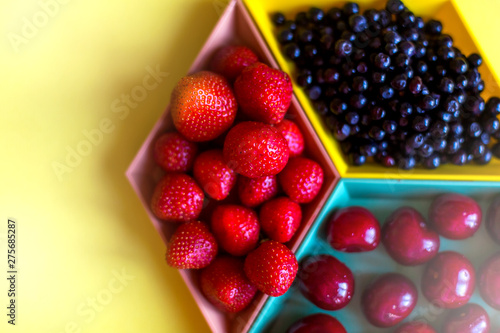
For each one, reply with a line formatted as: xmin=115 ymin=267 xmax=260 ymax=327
xmin=486 ymin=196 xmax=500 ymax=244
xmin=421 ymin=251 xmax=475 ymax=308
xmin=394 ymin=321 xmax=437 ymax=333
xmin=286 ymin=313 xmax=346 ymax=333
xmin=327 ymin=206 xmax=380 ymax=252
xmin=298 ymin=254 xmax=354 ymax=311
xmin=382 ymin=207 xmax=440 ymax=265
xmin=442 ymin=303 xmax=490 ymax=333
xmin=361 ymin=273 xmax=418 ymax=328
xmin=478 ymin=251 xmax=500 ymax=310
xmin=428 ymin=193 xmax=482 ymax=239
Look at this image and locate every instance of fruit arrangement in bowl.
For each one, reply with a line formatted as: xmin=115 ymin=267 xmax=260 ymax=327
xmin=244 ymin=0 xmax=500 ymax=180
xmin=248 ymin=179 xmax=500 ymax=333
xmin=126 ymin=1 xmax=337 ymax=332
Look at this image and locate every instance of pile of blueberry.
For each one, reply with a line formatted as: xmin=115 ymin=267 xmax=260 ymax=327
xmin=272 ymin=0 xmax=500 ymax=169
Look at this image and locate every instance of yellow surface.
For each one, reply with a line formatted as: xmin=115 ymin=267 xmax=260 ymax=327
xmin=244 ymin=0 xmax=500 ymax=180
xmin=1 ymin=1 xmax=500 ymax=333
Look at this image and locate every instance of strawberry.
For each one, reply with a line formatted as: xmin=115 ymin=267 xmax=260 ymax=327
xmin=170 ymin=71 xmax=237 ymax=142
xmin=210 ymin=45 xmax=259 ymax=81
xmin=211 ymin=204 xmax=260 ymax=256
xmin=260 ymin=197 xmax=302 ymax=243
xmin=151 ymin=173 xmax=204 ymax=222
xmin=153 ymin=132 xmax=198 ymax=172
xmin=223 ymin=121 xmax=289 ymax=178
xmin=166 ymin=220 xmax=218 ymax=269
xmin=278 ymin=157 xmax=324 ymax=204
xmin=275 ymin=119 xmax=305 ymax=157
xmin=193 ymin=149 xmax=237 ymax=200
xmin=200 ymin=255 xmax=258 ymax=312
xmin=234 ymin=62 xmax=293 ymax=124
xmin=244 ymin=240 xmax=298 ymax=297
xmin=238 ymin=175 xmax=279 ymax=208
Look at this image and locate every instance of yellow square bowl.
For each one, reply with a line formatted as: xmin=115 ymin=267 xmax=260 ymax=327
xmin=243 ymin=0 xmax=500 ymax=181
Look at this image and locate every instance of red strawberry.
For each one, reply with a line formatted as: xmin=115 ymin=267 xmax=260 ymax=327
xmin=238 ymin=175 xmax=279 ymax=208
xmin=210 ymin=45 xmax=259 ymax=81
xmin=170 ymin=71 xmax=237 ymax=142
xmin=211 ymin=205 xmax=260 ymax=256
xmin=166 ymin=220 xmax=218 ymax=269
xmin=193 ymin=149 xmax=237 ymax=200
xmin=275 ymin=119 xmax=305 ymax=157
xmin=278 ymin=157 xmax=324 ymax=204
xmin=223 ymin=121 xmax=289 ymax=178
xmin=151 ymin=173 xmax=204 ymax=222
xmin=153 ymin=132 xmax=198 ymax=172
xmin=234 ymin=62 xmax=293 ymax=124
xmin=200 ymin=255 xmax=258 ymax=312
xmin=260 ymin=197 xmax=302 ymax=243
xmin=244 ymin=240 xmax=298 ymax=296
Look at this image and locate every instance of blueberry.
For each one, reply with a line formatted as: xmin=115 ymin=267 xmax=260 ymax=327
xmin=398 ymin=41 xmax=416 ymax=57
xmin=449 ymin=57 xmax=468 ymax=74
xmin=284 ymin=43 xmax=300 ymax=59
xmin=343 ymin=2 xmax=359 ymax=16
xmin=374 ymin=53 xmax=391 ymax=69
xmin=468 ymin=53 xmax=482 ymax=68
xmin=467 ymin=122 xmax=482 ymax=138
xmin=433 ymin=138 xmax=447 ymax=152
xmin=364 ymin=9 xmax=380 ymax=23
xmin=451 ymin=150 xmax=468 ymax=165
xmin=323 ymin=68 xmax=340 ymax=83
xmin=418 ymin=143 xmax=434 ymax=158
xmin=383 ymin=120 xmax=398 ymax=134
xmin=486 ymin=97 xmax=500 ymax=115
xmin=381 ymin=155 xmax=396 ymax=167
xmin=483 ymin=117 xmax=500 ymax=134
xmin=384 ymin=31 xmax=402 ymax=45
xmin=383 ymin=43 xmax=397 ymax=57
xmin=370 ymin=106 xmax=386 ymax=120
xmin=369 ymin=126 xmax=386 ymax=141
xmin=372 ymin=72 xmax=386 ymax=84
xmin=335 ymin=39 xmax=353 ymax=57
xmin=349 ymin=76 xmax=366 ymax=93
xmin=423 ymin=154 xmax=441 ymax=169
xmin=332 ymin=121 xmax=351 ymax=141
xmin=425 ymin=19 xmax=443 ymax=35
xmin=350 ymin=152 xmax=366 ymax=166
xmin=391 ymin=74 xmax=407 ymax=90
xmin=379 ymin=86 xmax=394 ymax=99
xmin=399 ymin=102 xmax=413 ymax=117
xmin=419 ymin=95 xmax=437 ymax=110
xmin=397 ymin=10 xmax=416 ymax=28
xmin=412 ymin=115 xmax=431 ymax=132
xmin=349 ymin=14 xmax=368 ymax=32
xmin=345 ymin=111 xmax=360 ymax=125
xmin=330 ymin=98 xmax=348 ymax=115
xmin=386 ymin=0 xmax=405 ymax=14
xmin=307 ymin=7 xmax=324 ymax=23
xmin=475 ymin=148 xmax=492 ymax=165
xmin=272 ymin=12 xmax=286 ymax=25
xmin=438 ymin=77 xmax=454 ymax=94
xmin=327 ymin=7 xmax=342 ymax=21
xmin=446 ymin=137 xmax=462 ymax=154
xmin=407 ymin=133 xmax=425 ymax=149
xmin=398 ymin=155 xmax=417 ymax=170
xmin=295 ymin=12 xmax=308 ymax=26
xmin=307 ymin=86 xmax=322 ymax=100
xmin=455 ymin=75 xmax=468 ymax=90
xmin=430 ymin=120 xmax=449 ymax=138
xmin=449 ymin=122 xmax=464 ymax=137
xmin=464 ymin=96 xmax=485 ymax=116
xmin=360 ymin=142 xmax=378 ymax=157
xmin=277 ymin=29 xmax=294 ymax=44
xmin=469 ymin=140 xmax=486 ymax=158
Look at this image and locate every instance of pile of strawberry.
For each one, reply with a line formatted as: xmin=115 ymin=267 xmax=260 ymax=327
xmin=150 ymin=45 xmax=325 ymax=313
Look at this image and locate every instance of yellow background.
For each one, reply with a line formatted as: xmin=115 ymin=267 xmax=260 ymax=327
xmin=1 ymin=0 xmax=500 ymax=332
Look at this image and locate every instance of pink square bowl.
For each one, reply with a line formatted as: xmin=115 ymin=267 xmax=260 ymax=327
xmin=125 ymin=0 xmax=339 ymax=332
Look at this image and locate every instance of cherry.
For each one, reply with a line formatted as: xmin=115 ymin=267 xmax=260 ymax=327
xmin=362 ymin=273 xmax=418 ymax=328
xmin=428 ymin=193 xmax=482 ymax=239
xmin=486 ymin=196 xmax=500 ymax=244
xmin=298 ymin=254 xmax=354 ymax=310
xmin=421 ymin=251 xmax=475 ymax=308
xmin=478 ymin=251 xmax=500 ymax=310
xmin=442 ymin=303 xmax=490 ymax=333
xmin=382 ymin=207 xmax=440 ymax=265
xmin=327 ymin=206 xmax=380 ymax=252
xmin=286 ymin=313 xmax=346 ymax=333
xmin=395 ymin=321 xmax=437 ymax=333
